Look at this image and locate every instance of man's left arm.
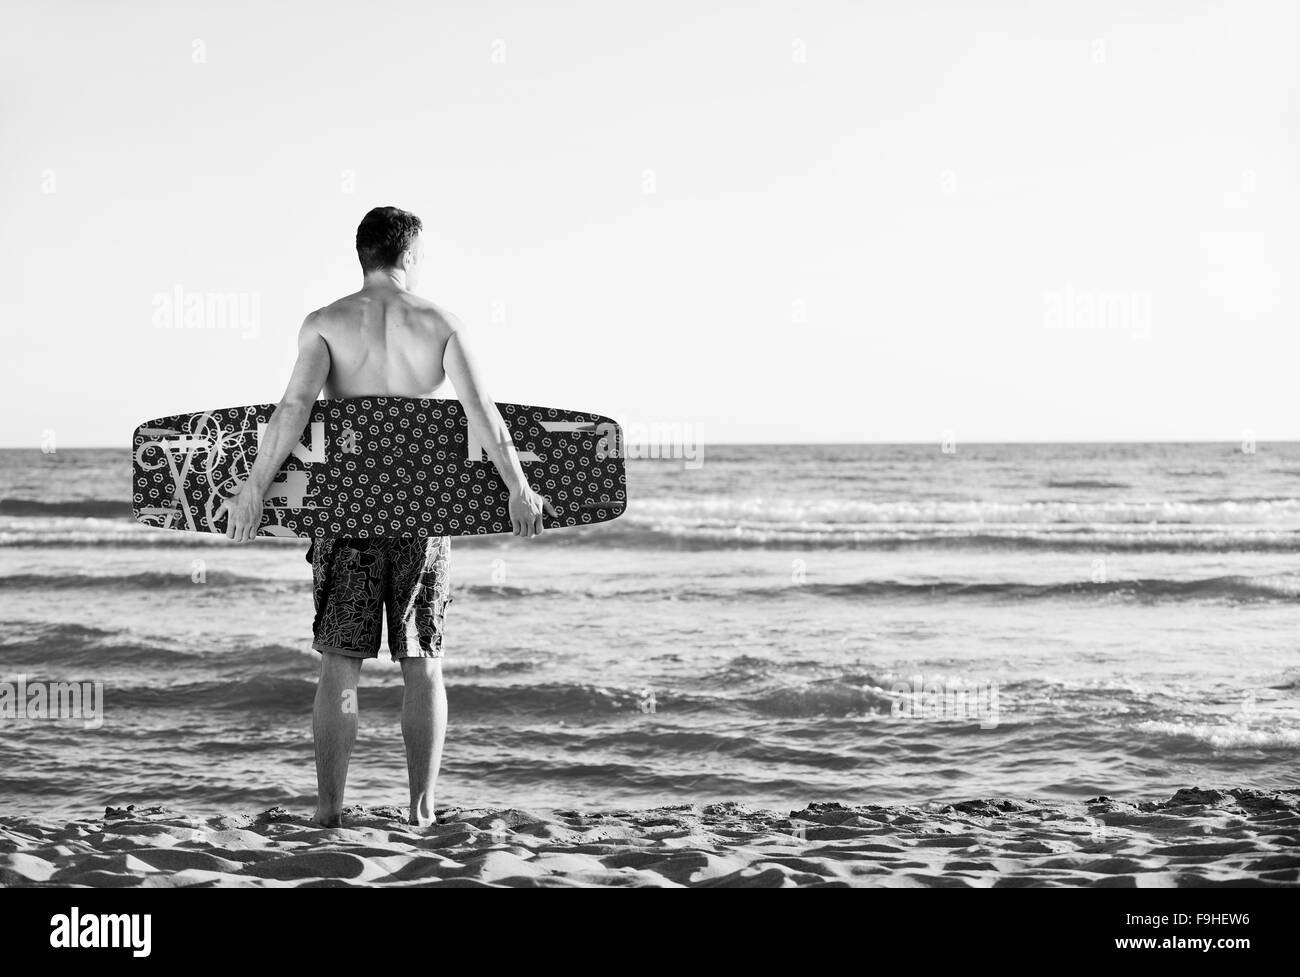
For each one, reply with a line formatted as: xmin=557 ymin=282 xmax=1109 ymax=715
xmin=216 ymin=313 xmax=330 ymax=542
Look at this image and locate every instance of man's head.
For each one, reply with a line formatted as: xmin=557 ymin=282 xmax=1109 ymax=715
xmin=356 ymin=206 xmax=423 ymax=287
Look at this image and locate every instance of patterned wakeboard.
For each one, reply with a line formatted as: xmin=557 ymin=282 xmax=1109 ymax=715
xmin=132 ymin=398 xmax=626 ymax=538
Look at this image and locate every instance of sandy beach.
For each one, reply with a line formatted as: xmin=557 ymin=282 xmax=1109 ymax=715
xmin=1 ymin=787 xmax=1295 ymax=888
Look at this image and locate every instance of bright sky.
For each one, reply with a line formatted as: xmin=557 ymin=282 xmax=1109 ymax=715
xmin=2 ymin=0 xmax=1296 ymax=446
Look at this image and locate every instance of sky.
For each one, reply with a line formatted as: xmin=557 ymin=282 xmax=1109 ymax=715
xmin=1 ymin=0 xmax=1297 ymax=446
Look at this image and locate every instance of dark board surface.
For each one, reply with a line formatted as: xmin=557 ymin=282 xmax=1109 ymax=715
xmin=132 ymin=398 xmax=626 ymax=538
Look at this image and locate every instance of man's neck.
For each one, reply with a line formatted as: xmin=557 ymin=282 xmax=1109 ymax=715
xmin=362 ymin=269 xmax=407 ymax=291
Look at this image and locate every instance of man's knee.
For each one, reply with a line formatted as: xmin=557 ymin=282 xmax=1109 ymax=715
xmin=400 ymin=656 xmax=443 ymax=685
xmin=319 ymin=650 xmax=364 ymax=682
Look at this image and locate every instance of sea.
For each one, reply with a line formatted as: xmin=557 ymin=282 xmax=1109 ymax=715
xmin=1 ymin=443 xmax=1298 ymax=819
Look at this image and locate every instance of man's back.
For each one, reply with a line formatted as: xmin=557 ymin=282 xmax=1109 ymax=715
xmin=220 ymin=205 xmax=553 ymax=549
xmin=313 ymin=283 xmax=454 ymax=399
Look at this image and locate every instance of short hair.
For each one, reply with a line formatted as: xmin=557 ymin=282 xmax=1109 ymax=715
xmin=355 ymin=206 xmax=423 ymax=272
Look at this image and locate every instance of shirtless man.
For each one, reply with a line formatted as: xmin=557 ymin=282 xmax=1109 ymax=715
xmin=215 ymin=206 xmax=554 ymax=827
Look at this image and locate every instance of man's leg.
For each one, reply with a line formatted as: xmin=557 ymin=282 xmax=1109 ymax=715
xmin=310 ymin=538 xmax=385 ymax=827
xmin=313 ymin=651 xmax=363 ymax=826
xmin=400 ymin=657 xmax=446 ymax=826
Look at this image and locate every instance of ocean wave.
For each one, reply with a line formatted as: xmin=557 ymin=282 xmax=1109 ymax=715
xmin=4 ymin=639 xmax=1288 ymax=742
xmin=626 ymin=496 xmax=1300 ymax=526
xmin=13 ymin=523 xmax=1300 ymax=553
xmin=580 ymin=524 xmax=1300 ymax=553
xmin=8 ymin=567 xmax=1295 ymax=604
xmin=0 ymin=570 xmax=300 ymax=592
xmin=5 ymin=494 xmax=1300 ymax=551
xmin=453 ymin=660 xmax=543 ymax=676
xmin=0 ymin=623 xmax=309 ymax=669
xmin=1134 ymin=720 xmax=1300 ymax=749
xmin=82 ymin=678 xmax=662 ymax=714
xmin=745 ymin=681 xmax=901 ymax=718
xmin=38 ymin=670 xmax=931 ymax=719
xmin=0 ymin=623 xmax=192 ymax=666
xmin=726 ymin=574 xmax=1300 ymax=603
xmin=0 ymin=517 xmax=298 ymax=548
xmin=0 ymin=499 xmax=131 ymax=518
xmin=104 ymin=676 xmax=320 ymax=710
xmin=0 ymin=571 xmax=583 ymax=603
xmin=1044 ymin=479 xmax=1131 ymax=490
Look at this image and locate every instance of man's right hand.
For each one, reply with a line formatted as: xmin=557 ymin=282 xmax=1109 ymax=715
xmin=509 ymin=485 xmax=558 ymax=538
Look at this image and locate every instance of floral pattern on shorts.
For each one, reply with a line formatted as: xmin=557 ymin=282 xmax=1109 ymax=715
xmin=309 ymin=536 xmax=452 ymax=661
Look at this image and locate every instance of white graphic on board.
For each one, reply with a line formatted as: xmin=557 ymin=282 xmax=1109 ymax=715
xmin=258 ymin=420 xmax=326 ymax=463
xmin=465 ymin=421 xmax=598 ymax=463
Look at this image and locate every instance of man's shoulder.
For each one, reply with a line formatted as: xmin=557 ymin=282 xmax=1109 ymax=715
xmin=310 ymin=292 xmax=365 ymax=324
xmin=400 ymin=293 xmax=458 ymax=331
xmin=314 ymin=291 xmax=455 ymax=326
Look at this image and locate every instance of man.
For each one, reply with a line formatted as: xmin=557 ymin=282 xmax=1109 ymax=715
xmin=216 ymin=206 xmax=554 ymax=827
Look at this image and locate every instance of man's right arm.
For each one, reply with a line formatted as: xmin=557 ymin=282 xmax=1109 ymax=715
xmin=440 ymin=310 xmax=556 ymax=537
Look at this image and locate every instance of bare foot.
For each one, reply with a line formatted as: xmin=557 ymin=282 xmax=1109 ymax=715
xmin=313 ymin=809 xmax=344 ymax=828
xmin=408 ymin=806 xmax=436 ymax=827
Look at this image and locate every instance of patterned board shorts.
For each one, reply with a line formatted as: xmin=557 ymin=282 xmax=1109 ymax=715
xmin=308 ymin=537 xmax=452 ymax=662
